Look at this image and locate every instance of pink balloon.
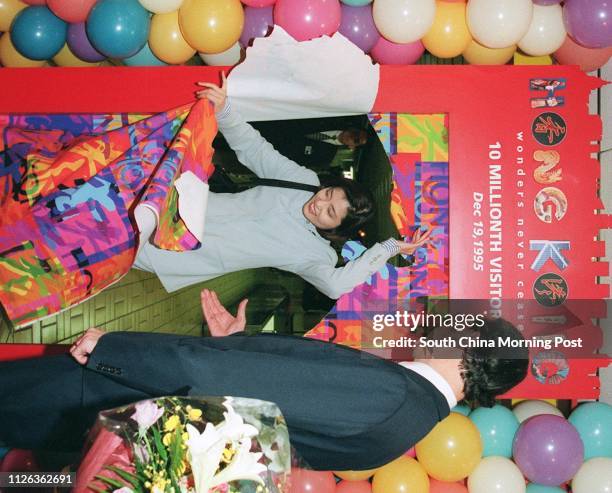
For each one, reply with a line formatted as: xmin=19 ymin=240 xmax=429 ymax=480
xmin=290 ymin=468 xmax=336 ymax=493
xmin=429 ymin=478 xmax=468 ymax=493
xmin=404 ymin=447 xmax=416 ymax=457
xmin=21 ymin=0 xmax=46 ymax=4
xmin=242 ymin=0 xmax=276 ymax=5
xmin=48 ymin=0 xmax=97 ymax=23
xmin=370 ymin=36 xmax=424 ymax=64
xmin=336 ymin=480 xmax=372 ymax=493
xmin=0 ymin=449 xmax=39 ymax=472
xmin=274 ymin=0 xmax=341 ymax=41
xmin=554 ymin=34 xmax=612 ymax=72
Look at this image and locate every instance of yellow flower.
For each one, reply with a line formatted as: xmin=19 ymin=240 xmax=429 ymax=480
xmin=163 ymin=432 xmax=173 ymax=447
xmin=182 ymin=432 xmax=189 ymax=441
xmin=188 ymin=408 xmax=202 ymax=421
xmin=164 ymin=415 xmax=181 ymax=432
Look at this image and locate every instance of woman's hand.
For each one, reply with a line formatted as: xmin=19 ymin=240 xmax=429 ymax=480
xmin=397 ymin=226 xmax=433 ymax=255
xmin=70 ymin=328 xmax=106 ymax=365
xmin=196 ymin=72 xmax=227 ymax=113
xmin=201 ymin=288 xmax=247 ymax=337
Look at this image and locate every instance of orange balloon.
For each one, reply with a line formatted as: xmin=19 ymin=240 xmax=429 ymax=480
xmin=462 ymin=39 xmax=516 ymax=65
xmin=0 ymin=0 xmax=26 ymax=32
xmin=429 ymin=478 xmax=468 ymax=493
xmin=52 ymin=43 xmax=105 ymax=66
xmin=178 ymin=0 xmax=244 ymax=54
xmin=334 ymin=469 xmax=378 ymax=481
xmin=415 ymin=413 xmax=483 ymax=482
xmin=0 ymin=32 xmax=46 ymax=67
xmin=553 ymin=35 xmax=612 ymax=72
xmin=372 ymin=456 xmax=429 ymax=493
xmin=422 ymin=1 xmax=471 ymax=58
xmin=150 ymin=11 xmax=196 ymax=64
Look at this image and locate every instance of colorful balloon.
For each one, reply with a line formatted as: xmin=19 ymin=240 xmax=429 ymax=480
xmin=341 ymin=0 xmax=371 ymax=5
xmin=335 ymin=480 xmax=372 ymax=493
xmin=123 ymin=41 xmax=167 ymax=65
xmin=422 ymin=1 xmax=471 ymax=58
xmin=241 ymin=0 xmax=275 ymax=6
xmin=469 ymin=404 xmax=519 ymax=458
xmin=47 ymin=0 xmax=96 ymax=22
xmin=274 ymin=0 xmax=341 ymax=42
xmin=415 ymin=413 xmax=482 ymax=482
xmin=87 ymin=0 xmax=150 ymax=58
xmin=138 ymin=0 xmax=184 ymax=13
xmin=372 ymin=0 xmax=435 ymax=44
xmin=0 ymin=31 xmax=46 ymax=65
xmin=0 ymin=0 xmax=27 ymax=32
xmin=466 ymin=0 xmax=533 ymax=48
xmin=67 ymin=22 xmax=106 ymax=62
xmin=372 ymin=456 xmax=429 ymax=493
xmin=462 ymin=39 xmax=516 ymax=64
xmin=468 ymin=457 xmax=526 ymax=493
xmin=239 ymin=5 xmax=273 ymax=47
xmin=149 ymin=10 xmax=195 ymax=64
xmin=534 ymin=0 xmax=561 ymax=4
xmin=513 ymin=400 xmax=564 ymax=423
xmin=289 ymin=468 xmax=336 ymax=493
xmin=0 ymin=449 xmax=39 ymax=472
xmin=21 ymin=0 xmax=45 ymax=4
xmin=338 ymin=4 xmax=379 ymax=52
xmin=429 ymin=478 xmax=468 ymax=493
xmin=334 ymin=469 xmax=378 ymax=481
xmin=563 ymin=0 xmax=611 ymax=49
xmin=513 ymin=415 xmax=584 ymax=486
xmin=518 ymin=4 xmax=566 ymax=56
xmin=451 ymin=405 xmax=471 ymax=417
xmin=199 ymin=41 xmax=242 ymax=65
xmin=572 ymin=458 xmax=612 ymax=493
xmin=553 ymin=35 xmax=612 ymax=71
xmin=526 ymin=484 xmax=566 ymax=493
xmin=404 ymin=447 xmax=416 ymax=457
xmin=10 ymin=5 xmax=66 ymax=59
xmin=179 ymin=0 xmax=244 ymax=53
xmin=569 ymin=402 xmax=612 ymax=459
xmin=52 ymin=42 xmax=104 ymax=65
xmin=370 ymin=36 xmax=424 ymax=64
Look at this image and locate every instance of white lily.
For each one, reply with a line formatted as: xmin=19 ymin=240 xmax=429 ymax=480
xmin=216 ymin=402 xmax=259 ymax=443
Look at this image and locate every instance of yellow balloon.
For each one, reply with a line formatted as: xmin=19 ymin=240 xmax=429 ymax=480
xmin=0 ymin=32 xmax=45 ymax=67
xmin=150 ymin=11 xmax=195 ymax=64
xmin=422 ymin=1 xmax=471 ymax=58
xmin=513 ymin=51 xmax=553 ymax=65
xmin=372 ymin=456 xmax=429 ymax=493
xmin=334 ymin=469 xmax=378 ymax=481
xmin=0 ymin=0 xmax=26 ymax=32
xmin=52 ymin=44 xmax=105 ymax=67
xmin=415 ymin=413 xmax=483 ymax=482
xmin=178 ymin=0 xmax=244 ymax=54
xmin=462 ymin=39 xmax=516 ymax=65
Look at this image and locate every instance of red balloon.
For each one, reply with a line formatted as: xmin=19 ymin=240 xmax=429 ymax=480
xmin=429 ymin=478 xmax=468 ymax=493
xmin=336 ymin=480 xmax=372 ymax=493
xmin=0 ymin=449 xmax=39 ymax=473
xmin=290 ymin=468 xmax=336 ymax=493
xmin=47 ymin=0 xmax=97 ymax=23
xmin=554 ymin=35 xmax=612 ymax=72
xmin=21 ymin=0 xmax=46 ymax=4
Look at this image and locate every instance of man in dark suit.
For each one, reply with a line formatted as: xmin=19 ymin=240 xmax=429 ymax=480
xmin=0 ymin=291 xmax=528 ymax=471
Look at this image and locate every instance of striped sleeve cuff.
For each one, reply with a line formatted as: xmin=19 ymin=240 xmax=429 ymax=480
xmin=381 ymin=238 xmax=401 ymax=255
xmin=216 ymin=99 xmax=231 ymax=119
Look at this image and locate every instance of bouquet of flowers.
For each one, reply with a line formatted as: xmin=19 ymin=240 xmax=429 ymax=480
xmin=75 ymin=396 xmax=293 ymax=493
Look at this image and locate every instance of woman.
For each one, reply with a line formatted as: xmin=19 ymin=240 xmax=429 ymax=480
xmin=134 ymin=74 xmax=430 ymax=299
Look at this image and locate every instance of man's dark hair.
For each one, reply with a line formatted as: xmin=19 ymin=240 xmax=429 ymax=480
xmin=315 ymin=175 xmax=374 ymax=243
xmin=460 ymin=318 xmax=529 ymax=408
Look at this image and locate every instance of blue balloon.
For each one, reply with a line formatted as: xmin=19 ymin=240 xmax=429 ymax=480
xmin=470 ymin=404 xmax=519 ymax=457
xmin=87 ymin=0 xmax=150 ymax=59
xmin=452 ymin=404 xmax=472 ymax=416
xmin=569 ymin=402 xmax=612 ymax=459
xmin=341 ymin=0 xmax=373 ymax=5
xmin=10 ymin=6 xmax=67 ymax=60
xmin=526 ymin=484 xmax=566 ymax=493
xmin=123 ymin=42 xmax=167 ymax=66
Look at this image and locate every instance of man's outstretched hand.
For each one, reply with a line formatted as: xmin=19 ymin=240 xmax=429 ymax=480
xmin=201 ymin=289 xmax=247 ymax=337
xmin=70 ymin=328 xmax=106 ymax=365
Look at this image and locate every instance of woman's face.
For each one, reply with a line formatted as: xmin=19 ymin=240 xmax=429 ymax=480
xmin=302 ymin=187 xmax=350 ymax=230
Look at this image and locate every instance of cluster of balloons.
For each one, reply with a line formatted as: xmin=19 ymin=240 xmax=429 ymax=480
xmin=289 ymin=400 xmax=612 ymax=493
xmin=0 ymin=0 xmax=610 ymax=70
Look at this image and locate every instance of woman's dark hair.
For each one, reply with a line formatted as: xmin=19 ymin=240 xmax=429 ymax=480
xmin=460 ymin=318 xmax=529 ymax=408
xmin=315 ymin=175 xmax=375 ymax=243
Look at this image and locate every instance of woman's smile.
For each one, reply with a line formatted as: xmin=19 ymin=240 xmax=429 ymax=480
xmin=303 ymin=187 xmax=350 ymax=230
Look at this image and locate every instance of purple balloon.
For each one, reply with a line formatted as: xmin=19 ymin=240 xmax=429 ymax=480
xmin=563 ymin=0 xmax=612 ymax=49
xmin=533 ymin=0 xmax=562 ymax=5
xmin=239 ymin=6 xmax=274 ymax=47
xmin=513 ymin=415 xmax=584 ymax=486
xmin=67 ymin=22 xmax=106 ymax=62
xmin=338 ymin=4 xmax=380 ymax=53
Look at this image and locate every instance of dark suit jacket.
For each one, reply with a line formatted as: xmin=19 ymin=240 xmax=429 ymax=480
xmin=0 ymin=332 xmax=450 ymax=470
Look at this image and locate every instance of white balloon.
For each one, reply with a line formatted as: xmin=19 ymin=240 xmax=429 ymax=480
xmin=467 ymin=0 xmax=533 ymax=49
xmin=513 ymin=400 xmax=564 ymax=423
xmin=373 ymin=0 xmax=436 ymax=44
xmin=199 ymin=42 xmax=242 ymax=66
xmin=572 ymin=458 xmax=612 ymax=493
xmin=468 ymin=457 xmax=526 ymax=493
xmin=138 ymin=0 xmax=184 ymax=14
xmin=518 ymin=4 xmax=566 ymax=56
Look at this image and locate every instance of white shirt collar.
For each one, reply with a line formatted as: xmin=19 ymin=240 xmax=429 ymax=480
xmin=398 ymin=361 xmax=458 ymax=409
